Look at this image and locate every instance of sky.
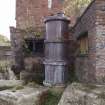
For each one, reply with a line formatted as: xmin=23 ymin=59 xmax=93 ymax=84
xmin=0 ymin=0 xmax=16 ymax=39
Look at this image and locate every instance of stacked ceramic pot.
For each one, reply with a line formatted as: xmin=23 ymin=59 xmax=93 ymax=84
xmin=43 ymin=13 xmax=70 ymax=87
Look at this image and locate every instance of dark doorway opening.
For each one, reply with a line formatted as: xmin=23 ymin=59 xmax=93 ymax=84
xmin=25 ymin=38 xmax=44 ymax=55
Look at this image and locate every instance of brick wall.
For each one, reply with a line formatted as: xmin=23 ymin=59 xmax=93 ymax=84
xmin=16 ymin=0 xmax=62 ymax=29
xmin=74 ymin=0 xmax=97 ymax=83
xmin=74 ymin=0 xmax=105 ymax=84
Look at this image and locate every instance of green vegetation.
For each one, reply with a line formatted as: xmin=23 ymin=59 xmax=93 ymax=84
xmin=43 ymin=88 xmax=64 ymax=105
xmin=68 ymin=65 xmax=79 ymax=83
xmin=63 ymin=0 xmax=91 ymax=18
xmin=0 ymin=34 xmax=10 ymax=46
xmin=12 ymin=85 xmax=24 ymax=92
xmin=0 ymin=60 xmax=11 ymax=73
xmin=14 ymin=85 xmax=24 ymax=90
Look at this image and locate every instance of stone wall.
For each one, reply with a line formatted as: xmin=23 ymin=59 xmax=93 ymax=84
xmin=16 ymin=0 xmax=63 ymax=29
xmin=74 ymin=0 xmax=105 ymax=84
xmin=10 ymin=27 xmax=45 ymax=82
xmin=10 ymin=27 xmax=25 ymax=75
xmin=0 ymin=46 xmax=11 ymax=60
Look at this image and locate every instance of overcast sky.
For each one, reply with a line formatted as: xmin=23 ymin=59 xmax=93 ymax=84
xmin=0 ymin=0 xmax=16 ymax=39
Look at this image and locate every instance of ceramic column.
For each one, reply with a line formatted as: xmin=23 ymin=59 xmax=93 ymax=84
xmin=43 ymin=13 xmax=70 ymax=86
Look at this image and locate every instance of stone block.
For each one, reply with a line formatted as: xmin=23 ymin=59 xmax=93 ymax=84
xmin=58 ymin=83 xmax=105 ymax=105
xmin=0 ymin=86 xmax=48 ymax=105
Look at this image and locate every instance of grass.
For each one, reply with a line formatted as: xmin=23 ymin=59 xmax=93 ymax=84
xmin=43 ymin=88 xmax=64 ymax=105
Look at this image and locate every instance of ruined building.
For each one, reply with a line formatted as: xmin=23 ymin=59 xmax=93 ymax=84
xmin=10 ymin=0 xmax=105 ymax=86
xmin=10 ymin=0 xmax=64 ymax=83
